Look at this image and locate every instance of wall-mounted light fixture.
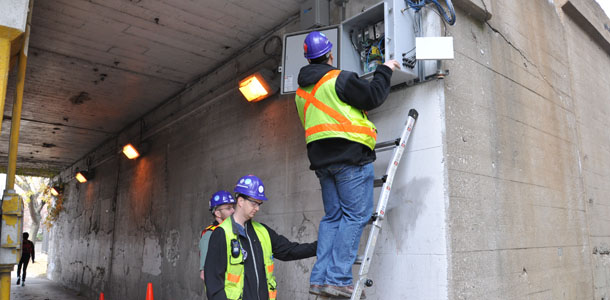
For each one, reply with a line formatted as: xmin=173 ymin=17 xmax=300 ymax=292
xmin=238 ymin=69 xmax=278 ymax=102
xmin=122 ymin=143 xmax=140 ymax=159
xmin=75 ymin=170 xmax=93 ymax=183
xmin=120 ymin=142 xmax=149 ymax=160
xmin=50 ymin=185 xmax=63 ymax=196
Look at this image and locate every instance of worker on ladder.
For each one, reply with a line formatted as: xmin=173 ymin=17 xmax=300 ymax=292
xmin=294 ymin=31 xmax=400 ymax=298
xmin=200 ymin=190 xmax=236 ymax=283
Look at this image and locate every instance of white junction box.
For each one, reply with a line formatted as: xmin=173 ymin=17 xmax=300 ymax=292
xmin=281 ymin=0 xmax=418 ymax=94
xmin=415 ymin=37 xmax=454 ymax=60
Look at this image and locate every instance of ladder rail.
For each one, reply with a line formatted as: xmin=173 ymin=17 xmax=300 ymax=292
xmin=351 ymin=109 xmax=418 ymax=300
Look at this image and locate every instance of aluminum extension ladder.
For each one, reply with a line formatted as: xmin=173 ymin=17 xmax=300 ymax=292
xmin=352 ymin=108 xmax=418 ymax=300
xmin=314 ymin=108 xmax=418 ymax=300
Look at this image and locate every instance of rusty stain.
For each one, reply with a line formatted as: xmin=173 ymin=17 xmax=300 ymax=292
xmin=7 ymin=235 xmax=14 ymax=245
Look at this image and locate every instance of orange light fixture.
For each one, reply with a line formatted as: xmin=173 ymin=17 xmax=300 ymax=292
xmin=75 ymin=172 xmax=87 ymax=183
xmin=238 ymin=72 xmax=272 ymax=102
xmin=122 ymin=143 xmax=140 ymax=159
xmin=75 ymin=171 xmax=92 ymax=183
xmin=50 ymin=187 xmax=60 ymax=196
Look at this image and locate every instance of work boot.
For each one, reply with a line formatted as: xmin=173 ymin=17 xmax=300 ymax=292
xmin=309 ymin=284 xmax=327 ymax=296
xmin=16 ymin=277 xmax=20 ymax=285
xmin=322 ymin=285 xmax=366 ymax=299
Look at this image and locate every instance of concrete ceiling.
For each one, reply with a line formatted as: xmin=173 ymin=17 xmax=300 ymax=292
xmin=1 ymin=0 xmax=301 ymax=174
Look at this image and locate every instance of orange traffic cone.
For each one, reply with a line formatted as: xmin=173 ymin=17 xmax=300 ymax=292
xmin=99 ymin=292 xmax=105 ymax=300
xmin=146 ymin=282 xmax=154 ymax=300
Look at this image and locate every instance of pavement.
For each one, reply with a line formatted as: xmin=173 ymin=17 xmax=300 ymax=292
xmin=8 ymin=277 xmax=87 ymax=300
xmin=9 ymin=244 xmax=87 ymax=300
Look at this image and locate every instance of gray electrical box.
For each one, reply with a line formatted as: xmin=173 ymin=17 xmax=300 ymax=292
xmin=300 ymin=0 xmax=330 ymax=30
xmin=282 ymin=0 xmax=417 ymax=94
xmin=281 ymin=26 xmax=339 ymax=94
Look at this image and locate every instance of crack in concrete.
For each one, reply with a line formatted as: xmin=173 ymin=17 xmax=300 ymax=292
xmin=479 ymin=1 xmax=563 ymax=98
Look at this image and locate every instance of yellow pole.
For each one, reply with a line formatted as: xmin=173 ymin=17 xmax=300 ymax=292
xmin=1 ymin=2 xmax=33 ymax=299
xmin=5 ymin=0 xmax=32 ymax=190
xmin=0 ymin=26 xmax=23 ymax=136
xmin=0 ymin=272 xmax=9 ymax=300
xmin=0 ymin=39 xmax=10 ymax=134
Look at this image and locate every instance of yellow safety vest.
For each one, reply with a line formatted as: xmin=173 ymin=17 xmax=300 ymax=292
xmin=295 ymin=69 xmax=377 ymax=150
xmin=219 ymin=218 xmax=277 ymax=300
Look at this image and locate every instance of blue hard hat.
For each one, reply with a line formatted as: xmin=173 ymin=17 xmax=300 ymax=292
xmin=209 ymin=190 xmax=236 ymax=211
xmin=304 ymin=31 xmax=333 ymax=59
xmin=234 ymin=174 xmax=268 ymax=201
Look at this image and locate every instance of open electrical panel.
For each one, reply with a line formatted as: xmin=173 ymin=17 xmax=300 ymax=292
xmin=281 ymin=0 xmax=418 ymax=94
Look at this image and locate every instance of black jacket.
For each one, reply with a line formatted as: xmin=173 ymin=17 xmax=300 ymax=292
xmin=204 ymin=217 xmax=317 ymax=300
xmin=296 ymin=63 xmax=394 ymax=170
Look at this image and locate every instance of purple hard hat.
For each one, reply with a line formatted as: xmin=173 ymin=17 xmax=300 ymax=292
xmin=234 ymin=174 xmax=268 ymax=201
xmin=209 ymin=190 xmax=236 ymax=211
xmin=304 ymin=31 xmax=333 ymax=59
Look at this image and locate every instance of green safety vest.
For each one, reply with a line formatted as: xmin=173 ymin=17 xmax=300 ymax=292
xmin=219 ymin=218 xmax=277 ymax=300
xmin=295 ymin=69 xmax=377 ymax=150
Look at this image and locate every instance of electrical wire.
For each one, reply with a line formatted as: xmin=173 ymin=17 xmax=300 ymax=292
xmin=405 ymin=0 xmax=456 ymax=25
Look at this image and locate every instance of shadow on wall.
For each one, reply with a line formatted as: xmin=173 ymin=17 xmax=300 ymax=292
xmin=385 ymin=176 xmax=432 ymax=251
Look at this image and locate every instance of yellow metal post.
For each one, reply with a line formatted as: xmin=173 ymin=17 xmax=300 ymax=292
xmin=1 ymin=1 xmax=33 ymax=299
xmin=0 ymin=26 xmax=23 ymax=135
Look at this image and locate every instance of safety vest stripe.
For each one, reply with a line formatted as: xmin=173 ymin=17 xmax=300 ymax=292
xmin=267 ymin=264 xmax=274 ymax=273
xmin=299 ymin=70 xmax=341 ymax=125
xmin=227 ymin=273 xmax=241 ymax=283
xmin=306 ymin=123 xmax=377 ymax=139
xmin=296 ymin=88 xmax=350 ymax=125
xmin=269 ymin=290 xmax=277 ymax=299
xmin=311 ymin=69 xmax=341 ymax=95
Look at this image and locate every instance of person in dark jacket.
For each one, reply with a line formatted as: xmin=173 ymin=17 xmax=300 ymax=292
xmin=200 ymin=190 xmax=236 ymax=282
xmin=16 ymin=232 xmax=35 ymax=286
xmin=204 ymin=175 xmax=317 ymax=300
xmin=295 ymin=31 xmax=399 ymax=298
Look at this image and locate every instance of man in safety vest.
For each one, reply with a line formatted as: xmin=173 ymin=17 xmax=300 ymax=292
xmin=204 ymin=175 xmax=317 ymax=300
xmin=200 ymin=190 xmax=236 ymax=282
xmin=295 ymin=31 xmax=400 ymax=298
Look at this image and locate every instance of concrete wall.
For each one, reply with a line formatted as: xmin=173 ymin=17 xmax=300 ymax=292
xmin=47 ymin=2 xmax=449 ymax=299
xmin=46 ymin=0 xmax=610 ymax=299
xmin=446 ymin=0 xmax=610 ymax=299
xmin=561 ymin=0 xmax=610 ymax=298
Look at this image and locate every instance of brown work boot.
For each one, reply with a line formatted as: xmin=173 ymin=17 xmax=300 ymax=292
xmin=309 ymin=284 xmax=327 ymax=296
xmin=322 ymin=285 xmax=366 ymax=299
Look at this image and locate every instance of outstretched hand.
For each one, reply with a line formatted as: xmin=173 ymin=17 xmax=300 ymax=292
xmin=383 ymin=59 xmax=401 ymax=71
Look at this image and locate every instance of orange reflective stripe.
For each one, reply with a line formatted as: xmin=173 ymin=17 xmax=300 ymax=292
xmin=306 ymin=123 xmax=377 ymax=139
xmin=269 ymin=290 xmax=277 ymax=299
xmin=296 ymin=88 xmax=349 ymax=124
xmin=227 ymin=273 xmax=241 ymax=283
xmin=267 ymin=264 xmax=274 ymax=273
xmin=311 ymin=70 xmax=340 ymax=95
xmin=298 ymin=70 xmax=341 ymax=125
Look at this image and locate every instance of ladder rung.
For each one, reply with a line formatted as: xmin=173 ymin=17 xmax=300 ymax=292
xmin=373 ymin=175 xmax=387 ymax=187
xmin=375 ymin=138 xmax=400 ymax=152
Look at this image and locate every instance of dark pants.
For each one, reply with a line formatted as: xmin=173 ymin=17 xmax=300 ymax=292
xmin=17 ymin=254 xmax=30 ymax=280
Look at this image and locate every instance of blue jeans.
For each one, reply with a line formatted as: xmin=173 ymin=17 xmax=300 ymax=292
xmin=310 ymin=163 xmax=374 ymax=286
